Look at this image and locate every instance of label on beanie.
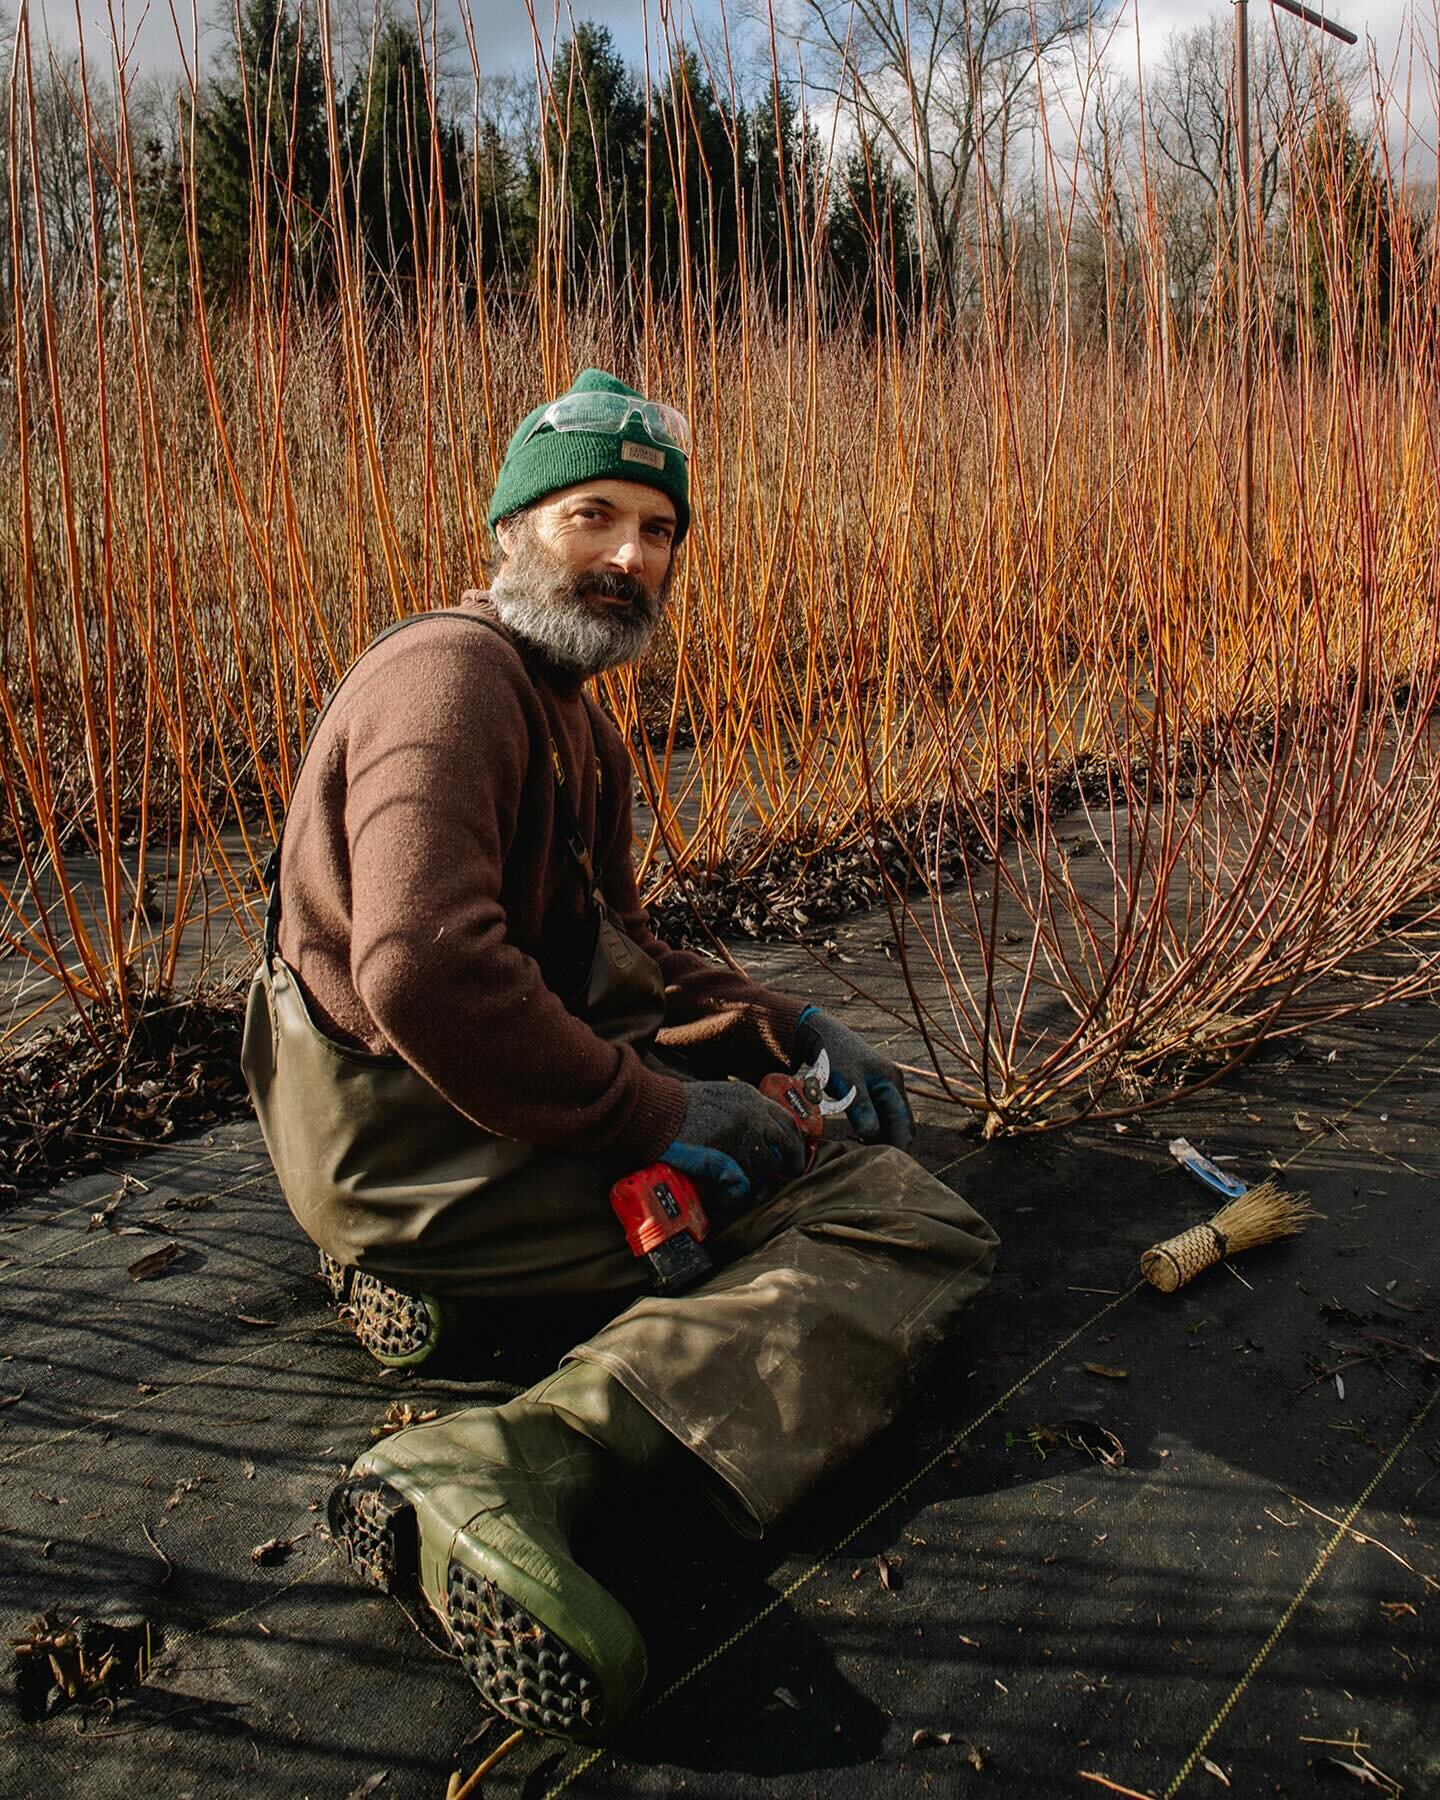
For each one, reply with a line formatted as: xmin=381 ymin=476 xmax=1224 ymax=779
xmin=620 ymin=441 xmax=665 ymax=470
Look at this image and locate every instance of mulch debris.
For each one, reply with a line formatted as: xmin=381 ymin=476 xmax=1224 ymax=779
xmin=11 ymin=1608 xmax=155 ymax=1722
xmin=643 ymin=752 xmax=1152 ymax=949
xmin=0 ymin=987 xmax=246 ymax=1206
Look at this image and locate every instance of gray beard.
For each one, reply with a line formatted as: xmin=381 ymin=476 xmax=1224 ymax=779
xmin=489 ymin=543 xmax=666 ymax=678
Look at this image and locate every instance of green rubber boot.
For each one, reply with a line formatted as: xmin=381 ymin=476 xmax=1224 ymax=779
xmin=327 ymin=1361 xmax=672 ymax=1739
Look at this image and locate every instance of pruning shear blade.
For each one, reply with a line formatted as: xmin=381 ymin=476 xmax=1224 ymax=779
xmin=795 ymin=1048 xmax=857 ymax=1117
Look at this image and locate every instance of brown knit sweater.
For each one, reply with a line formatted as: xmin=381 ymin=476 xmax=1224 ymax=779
xmin=276 ymin=596 xmax=805 ymax=1163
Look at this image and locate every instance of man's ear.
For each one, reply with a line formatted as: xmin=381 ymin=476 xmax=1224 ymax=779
xmin=494 ymin=516 xmax=514 ymax=557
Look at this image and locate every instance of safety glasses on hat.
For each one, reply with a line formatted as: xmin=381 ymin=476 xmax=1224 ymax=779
xmin=520 ymin=391 xmax=692 ymax=458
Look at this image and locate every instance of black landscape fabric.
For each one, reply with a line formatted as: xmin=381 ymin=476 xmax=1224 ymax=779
xmin=1 ymin=971 xmax=1436 ymax=1799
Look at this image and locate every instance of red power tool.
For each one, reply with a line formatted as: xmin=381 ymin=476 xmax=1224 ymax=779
xmin=609 ymin=1051 xmax=855 ymax=1293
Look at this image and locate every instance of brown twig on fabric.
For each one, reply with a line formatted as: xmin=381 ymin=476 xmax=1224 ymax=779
xmin=450 ymin=1729 xmax=525 ymax=1799
xmin=1287 ymin=1493 xmax=1440 ymax=1591
xmin=140 ymin=1522 xmax=172 ymax=1587
xmin=1295 ymin=1355 xmax=1376 ymax=1394
xmin=1077 ymin=1774 xmax=1156 ymax=1799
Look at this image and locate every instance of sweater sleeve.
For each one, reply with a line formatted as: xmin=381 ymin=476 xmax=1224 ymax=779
xmin=591 ymin=711 xmax=806 ymax=1079
xmin=339 ymin=627 xmax=685 ymax=1161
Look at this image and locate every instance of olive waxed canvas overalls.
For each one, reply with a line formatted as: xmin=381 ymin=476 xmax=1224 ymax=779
xmin=241 ymin=617 xmax=998 ymax=1531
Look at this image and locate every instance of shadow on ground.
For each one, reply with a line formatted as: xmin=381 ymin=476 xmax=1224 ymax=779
xmin=1 ymin=991 xmax=1436 ymax=1800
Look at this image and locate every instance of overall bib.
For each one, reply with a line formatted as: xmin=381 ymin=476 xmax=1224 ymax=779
xmin=242 ymin=614 xmax=998 ymax=1531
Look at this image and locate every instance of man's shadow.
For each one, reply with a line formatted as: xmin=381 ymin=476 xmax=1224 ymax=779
xmin=396 ymin=1291 xmax=892 ymax=1779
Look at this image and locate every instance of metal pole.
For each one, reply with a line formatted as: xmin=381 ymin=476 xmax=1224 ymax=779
xmin=1267 ymin=0 xmax=1357 ymax=43
xmin=1236 ymin=0 xmax=1254 ymax=613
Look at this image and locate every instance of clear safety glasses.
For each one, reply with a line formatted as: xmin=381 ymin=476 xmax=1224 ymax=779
xmin=520 ymin=391 xmax=692 ymax=459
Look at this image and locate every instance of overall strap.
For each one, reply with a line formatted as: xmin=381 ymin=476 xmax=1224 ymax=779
xmin=261 ymin=611 xmax=603 ymax=965
xmin=546 ymin=725 xmax=608 ymax=917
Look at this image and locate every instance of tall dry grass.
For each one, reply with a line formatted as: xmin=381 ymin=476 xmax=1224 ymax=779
xmin=3 ymin=1 xmax=1439 ymax=1132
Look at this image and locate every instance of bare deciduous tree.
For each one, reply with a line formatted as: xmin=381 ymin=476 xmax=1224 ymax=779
xmin=1145 ymin=14 xmax=1357 ymax=317
xmin=3 ymin=31 xmax=167 ymax=302
xmin=769 ymin=0 xmax=1115 ymax=314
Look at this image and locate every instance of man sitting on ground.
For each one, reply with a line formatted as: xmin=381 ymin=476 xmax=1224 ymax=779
xmin=242 ymin=368 xmax=998 ymax=1741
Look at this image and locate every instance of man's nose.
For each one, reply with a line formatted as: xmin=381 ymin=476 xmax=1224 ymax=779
xmin=606 ymin=533 xmax=645 ymax=576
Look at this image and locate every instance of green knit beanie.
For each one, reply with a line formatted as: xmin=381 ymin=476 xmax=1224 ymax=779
xmin=488 ymin=369 xmax=691 ymax=545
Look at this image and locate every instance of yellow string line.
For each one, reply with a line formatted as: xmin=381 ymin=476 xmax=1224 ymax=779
xmin=1271 ymin=1025 xmax=1440 ymax=1176
xmin=0 ymin=1231 xmax=131 ymax=1285
xmin=3 ymin=1027 xmax=1433 ymax=1773
xmin=545 ymin=1021 xmax=1440 ymax=1800
xmin=1157 ymin=1019 xmax=1440 ymax=1795
xmin=0 ymin=1166 xmax=274 ymax=1285
xmin=159 ymin=1543 xmax=342 ymax=1662
xmin=1162 ymin=1380 xmax=1439 ymax=1798
xmin=0 ymin=1325 xmax=323 ymax=1468
xmin=0 ymin=1139 xmax=269 ymax=1240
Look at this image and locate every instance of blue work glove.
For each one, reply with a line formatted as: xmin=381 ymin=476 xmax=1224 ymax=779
xmin=661 ymin=1080 xmax=809 ymax=1207
xmin=794 ymin=1006 xmax=914 ymax=1149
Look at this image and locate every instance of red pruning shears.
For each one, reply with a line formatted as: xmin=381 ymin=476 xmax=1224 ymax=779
xmin=610 ymin=1051 xmax=856 ymax=1293
xmin=759 ymin=1048 xmax=856 ymax=1165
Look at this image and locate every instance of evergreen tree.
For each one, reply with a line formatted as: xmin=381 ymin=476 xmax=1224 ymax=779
xmin=468 ymin=115 xmax=529 ymax=293
xmin=647 ymin=53 xmax=742 ymax=305
xmin=533 ymin=24 xmax=646 ymax=297
xmin=827 ymin=132 xmax=918 ymax=324
xmin=1303 ymin=99 xmax=1395 ymax=354
xmin=135 ymin=123 xmax=190 ymax=300
xmin=744 ymin=82 xmax=822 ymax=312
xmin=343 ymin=15 xmax=466 ymax=288
xmin=189 ymin=0 xmax=332 ymax=296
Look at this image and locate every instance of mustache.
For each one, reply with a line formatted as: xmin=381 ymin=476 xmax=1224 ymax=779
xmin=573 ymin=568 xmax=654 ymax=612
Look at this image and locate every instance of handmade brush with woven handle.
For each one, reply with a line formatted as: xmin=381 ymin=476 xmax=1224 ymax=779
xmin=1141 ymin=1181 xmax=1316 ymax=1292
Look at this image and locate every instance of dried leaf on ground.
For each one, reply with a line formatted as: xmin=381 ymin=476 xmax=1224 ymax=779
xmin=88 ymin=1191 xmax=125 ymax=1232
xmin=1084 ymin=1362 xmax=1130 ymax=1380
xmin=344 ymin=1774 xmax=388 ymax=1800
xmin=251 ymin=1533 xmax=306 ymax=1566
xmin=372 ymin=1400 xmax=438 ymax=1439
xmin=913 ymin=1728 xmax=984 ymax=1767
xmin=1315 ymin=1754 xmax=1401 ymax=1794
xmin=1200 ymin=1757 xmax=1231 ymax=1785
xmin=128 ymin=1242 xmax=181 ymax=1281
xmin=876 ymin=1554 xmax=899 ymax=1591
xmin=0 ymin=991 xmax=247 ymax=1209
xmin=164 ymin=1474 xmax=206 ymax=1510
xmin=773 ymin=1686 xmax=802 ymax=1709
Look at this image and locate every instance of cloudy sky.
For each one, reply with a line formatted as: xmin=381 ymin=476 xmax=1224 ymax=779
xmin=28 ymin=0 xmax=1436 ymax=136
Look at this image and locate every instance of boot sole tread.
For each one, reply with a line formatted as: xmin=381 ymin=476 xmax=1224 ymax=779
xmin=349 ymin=1275 xmax=441 ymax=1366
xmin=329 ymin=1474 xmax=417 ymax=1595
xmin=447 ymin=1560 xmax=603 ymax=1735
xmin=329 ymin=1474 xmax=610 ymax=1738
